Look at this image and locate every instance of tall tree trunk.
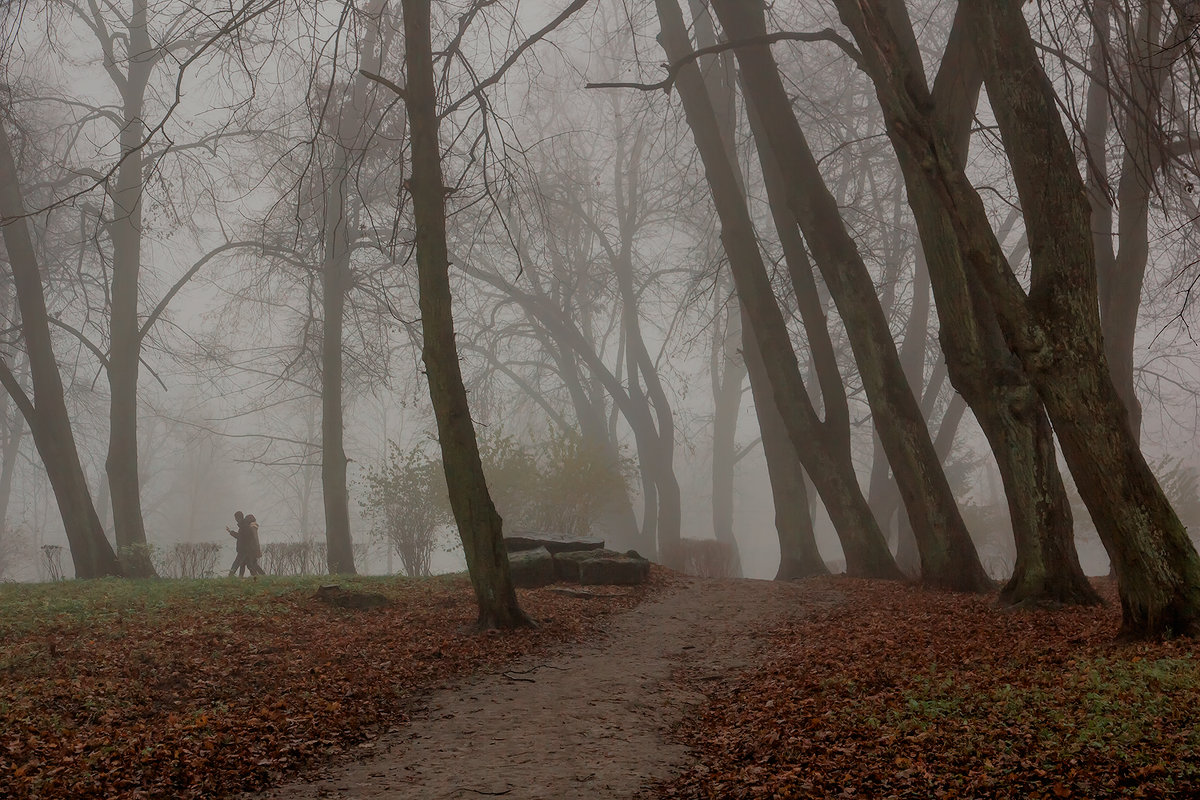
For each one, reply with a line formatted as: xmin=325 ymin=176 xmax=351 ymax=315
xmin=694 ymin=0 xmax=746 ymax=576
xmin=712 ymin=0 xmax=989 ymax=592
xmin=1095 ymin=0 xmax=1186 ymax=442
xmin=840 ymin=0 xmax=1198 ymax=635
xmin=830 ymin=0 xmax=1097 ymax=606
xmin=710 ymin=283 xmax=747 ymax=577
xmin=965 ymin=0 xmax=1199 ymax=634
xmin=0 ymin=389 xmax=22 ymax=535
xmin=0 ymin=119 xmax=121 ymax=579
xmin=654 ymin=0 xmax=901 ymax=579
xmin=401 ymin=0 xmax=530 ymax=628
xmin=740 ymin=307 xmax=828 ymax=580
xmin=320 ymin=142 xmax=355 ymax=574
xmin=105 ymin=0 xmax=154 ymax=577
xmin=317 ymin=0 xmax=390 ymax=575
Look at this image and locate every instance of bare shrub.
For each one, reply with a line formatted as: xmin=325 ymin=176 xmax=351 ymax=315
xmin=39 ymin=545 xmax=65 ymax=581
xmin=262 ymin=541 xmax=326 ymax=575
xmin=156 ymin=542 xmax=222 ymax=579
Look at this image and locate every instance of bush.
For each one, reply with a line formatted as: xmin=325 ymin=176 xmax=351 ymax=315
xmin=154 ymin=542 xmax=223 ymax=579
xmin=358 ymin=428 xmax=633 ymax=576
xmin=261 ymin=541 xmax=326 ymax=575
xmin=358 ymin=446 xmax=449 ymax=577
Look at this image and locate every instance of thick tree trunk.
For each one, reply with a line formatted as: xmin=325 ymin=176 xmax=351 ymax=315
xmin=825 ymin=0 xmax=1098 ymax=606
xmin=966 ymin=0 xmax=1200 ymax=635
xmin=0 ymin=119 xmax=121 ymax=579
xmin=402 ymin=0 xmax=530 ymax=629
xmin=104 ymin=0 xmax=154 ymax=577
xmin=712 ymin=0 xmax=988 ymax=592
xmin=655 ymin=0 xmax=900 ymax=579
xmin=839 ymin=0 xmax=1198 ymax=634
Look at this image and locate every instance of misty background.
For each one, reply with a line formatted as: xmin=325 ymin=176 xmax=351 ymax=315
xmin=1 ymin=0 xmax=1198 ymax=584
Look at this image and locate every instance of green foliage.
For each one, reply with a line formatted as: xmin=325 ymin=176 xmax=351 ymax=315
xmin=476 ymin=427 xmax=632 ymax=538
xmin=358 ymin=444 xmax=450 ymax=577
xmin=358 ymin=428 xmax=632 ymax=574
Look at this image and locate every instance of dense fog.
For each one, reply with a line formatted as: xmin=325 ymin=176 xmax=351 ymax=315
xmin=1 ymin=0 xmax=1198 ymax=594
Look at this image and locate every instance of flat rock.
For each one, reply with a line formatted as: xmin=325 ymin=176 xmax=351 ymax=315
xmin=554 ymin=549 xmax=650 ymax=585
xmin=579 ymin=554 xmax=650 ymax=586
xmin=507 ymin=546 xmax=556 ymax=588
xmin=504 ymin=531 xmax=605 ymax=555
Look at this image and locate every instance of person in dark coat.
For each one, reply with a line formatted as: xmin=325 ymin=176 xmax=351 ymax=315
xmin=242 ymin=514 xmax=265 ymax=576
xmin=227 ymin=510 xmax=264 ymax=577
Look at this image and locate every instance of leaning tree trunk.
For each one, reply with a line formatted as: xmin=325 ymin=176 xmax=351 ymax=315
xmin=653 ymin=0 xmax=901 ymax=579
xmin=831 ymin=0 xmax=1097 ymax=607
xmin=712 ymin=0 xmax=989 ymax=593
xmin=0 ymin=119 xmax=121 ymax=579
xmin=401 ymin=0 xmax=530 ymax=629
xmin=965 ymin=0 xmax=1200 ymax=635
xmin=740 ymin=309 xmax=828 ymax=580
xmin=840 ymin=0 xmax=1199 ymax=635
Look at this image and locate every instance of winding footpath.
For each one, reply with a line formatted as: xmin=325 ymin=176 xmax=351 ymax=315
xmin=254 ymin=576 xmax=842 ymax=800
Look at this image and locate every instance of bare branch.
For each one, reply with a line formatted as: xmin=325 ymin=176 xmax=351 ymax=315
xmin=586 ymin=30 xmax=864 ymax=93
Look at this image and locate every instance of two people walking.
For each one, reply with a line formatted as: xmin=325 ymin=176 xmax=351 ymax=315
xmin=227 ymin=510 xmax=265 ymax=577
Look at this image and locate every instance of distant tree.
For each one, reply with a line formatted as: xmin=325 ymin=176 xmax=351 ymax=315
xmin=0 ymin=115 xmax=121 ymax=578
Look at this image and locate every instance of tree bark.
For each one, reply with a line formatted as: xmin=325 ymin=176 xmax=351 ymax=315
xmin=402 ymin=0 xmax=530 ymax=629
xmin=712 ymin=0 xmax=989 ymax=592
xmin=830 ymin=0 xmax=1098 ymax=606
xmin=965 ymin=0 xmax=1199 ymax=634
xmin=103 ymin=0 xmax=155 ymax=577
xmin=740 ymin=307 xmax=828 ymax=580
xmin=0 ymin=119 xmax=122 ymax=579
xmin=834 ymin=0 xmax=1198 ymax=634
xmin=654 ymin=0 xmax=901 ymax=579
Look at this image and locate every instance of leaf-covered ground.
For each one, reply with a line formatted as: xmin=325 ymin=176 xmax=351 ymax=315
xmin=653 ymin=578 xmax=1200 ymax=800
xmin=0 ymin=573 xmax=659 ymax=799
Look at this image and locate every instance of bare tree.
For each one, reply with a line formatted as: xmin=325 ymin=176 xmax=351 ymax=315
xmin=0 ymin=115 xmax=121 ymax=578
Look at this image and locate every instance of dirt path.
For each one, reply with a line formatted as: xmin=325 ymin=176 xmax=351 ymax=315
xmin=255 ymin=576 xmax=842 ymax=800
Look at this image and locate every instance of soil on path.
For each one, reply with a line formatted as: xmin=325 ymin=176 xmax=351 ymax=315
xmin=255 ymin=576 xmax=842 ymax=800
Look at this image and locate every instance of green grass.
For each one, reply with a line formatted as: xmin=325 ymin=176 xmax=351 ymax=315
xmin=0 ymin=573 xmax=461 ymax=636
xmin=878 ymin=653 xmax=1200 ymax=767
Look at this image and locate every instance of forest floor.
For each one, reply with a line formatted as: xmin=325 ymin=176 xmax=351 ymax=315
xmin=3 ymin=572 xmax=1200 ymax=799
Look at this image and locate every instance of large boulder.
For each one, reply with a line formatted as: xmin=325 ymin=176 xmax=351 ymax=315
xmin=504 ymin=530 xmax=605 ymax=555
xmin=507 ymin=546 xmax=556 ymax=588
xmin=553 ymin=548 xmax=650 ymax=585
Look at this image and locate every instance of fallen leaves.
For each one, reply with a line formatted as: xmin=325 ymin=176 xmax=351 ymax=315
xmin=0 ymin=573 xmax=658 ymax=799
xmin=653 ymin=578 xmax=1200 ymax=800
